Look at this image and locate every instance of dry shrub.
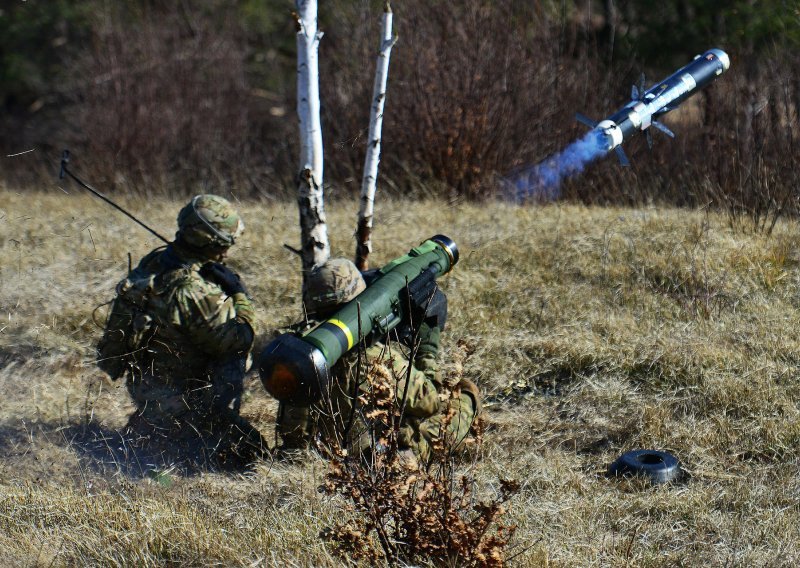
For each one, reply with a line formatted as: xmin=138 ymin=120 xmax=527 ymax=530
xmin=321 ymin=451 xmax=518 ymax=567
xmin=318 ymin=339 xmax=517 ymax=567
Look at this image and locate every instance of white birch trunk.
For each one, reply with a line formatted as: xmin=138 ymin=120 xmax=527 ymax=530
xmin=296 ymin=0 xmax=330 ymax=275
xmin=355 ymin=1 xmax=396 ymax=271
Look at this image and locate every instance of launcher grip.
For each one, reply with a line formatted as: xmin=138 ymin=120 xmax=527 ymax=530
xmin=401 ymin=269 xmax=448 ymax=331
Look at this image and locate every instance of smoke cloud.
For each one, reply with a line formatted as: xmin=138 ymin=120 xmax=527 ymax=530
xmin=505 ymin=130 xmax=607 ymax=201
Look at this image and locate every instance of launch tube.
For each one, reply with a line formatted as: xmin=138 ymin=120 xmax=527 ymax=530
xmin=259 ymin=235 xmax=459 ymax=404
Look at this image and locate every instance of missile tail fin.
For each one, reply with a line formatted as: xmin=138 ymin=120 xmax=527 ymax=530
xmin=576 ymin=112 xmax=598 ymax=128
xmin=615 ymin=146 xmax=630 ymax=167
xmin=652 ymin=121 xmax=676 ymax=138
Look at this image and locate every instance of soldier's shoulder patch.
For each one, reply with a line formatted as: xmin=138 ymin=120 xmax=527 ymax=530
xmin=170 ymin=274 xmax=227 ymax=322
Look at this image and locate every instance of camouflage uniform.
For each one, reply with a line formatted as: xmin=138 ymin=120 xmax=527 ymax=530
xmin=276 ymin=259 xmax=480 ymax=463
xmin=121 ymin=245 xmax=254 ymax=423
xmin=98 ymin=195 xmax=264 ymax=455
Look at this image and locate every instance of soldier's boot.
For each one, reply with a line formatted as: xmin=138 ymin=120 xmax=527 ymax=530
xmin=449 ymin=377 xmax=483 ymax=453
xmin=454 ymin=377 xmax=483 ymax=423
xmin=217 ymin=411 xmax=271 ymax=464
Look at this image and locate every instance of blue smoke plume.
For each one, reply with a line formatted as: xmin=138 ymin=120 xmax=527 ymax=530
xmin=505 ymin=130 xmax=607 ymax=201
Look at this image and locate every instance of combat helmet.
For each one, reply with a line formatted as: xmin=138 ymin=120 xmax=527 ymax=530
xmin=176 ymin=194 xmax=244 ymax=249
xmin=303 ymin=258 xmax=367 ymax=315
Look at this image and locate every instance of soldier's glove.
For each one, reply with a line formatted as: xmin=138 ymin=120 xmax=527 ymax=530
xmin=415 ymin=321 xmax=441 ymax=361
xmin=413 ymin=321 xmax=441 ymax=383
xmin=200 ymin=262 xmax=249 ymax=297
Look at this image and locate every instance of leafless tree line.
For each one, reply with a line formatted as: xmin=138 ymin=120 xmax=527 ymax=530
xmin=3 ymin=1 xmax=797 ymax=227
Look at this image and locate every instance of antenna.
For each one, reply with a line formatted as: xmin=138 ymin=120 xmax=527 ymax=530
xmin=59 ymin=150 xmax=170 ymax=245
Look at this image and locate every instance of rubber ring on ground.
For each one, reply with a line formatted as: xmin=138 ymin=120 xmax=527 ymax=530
xmin=608 ymin=449 xmax=681 ymax=484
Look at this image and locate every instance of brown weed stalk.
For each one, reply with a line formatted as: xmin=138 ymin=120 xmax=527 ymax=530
xmin=319 ymin=340 xmax=516 ymax=567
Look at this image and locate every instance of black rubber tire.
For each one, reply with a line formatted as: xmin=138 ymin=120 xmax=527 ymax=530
xmin=608 ymin=449 xmax=681 ymax=484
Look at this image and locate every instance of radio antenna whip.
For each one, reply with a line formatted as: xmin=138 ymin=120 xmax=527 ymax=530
xmin=59 ymin=149 xmax=170 ymax=245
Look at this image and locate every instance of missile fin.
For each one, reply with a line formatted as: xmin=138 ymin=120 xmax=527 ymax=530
xmin=615 ymin=146 xmax=631 ymax=167
xmin=652 ymin=121 xmax=676 ymax=138
xmin=576 ymin=112 xmax=598 ymax=128
xmin=637 ymin=73 xmax=647 ymax=98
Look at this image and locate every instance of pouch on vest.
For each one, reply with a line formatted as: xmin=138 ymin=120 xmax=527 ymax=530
xmin=96 ymin=274 xmax=157 ymax=380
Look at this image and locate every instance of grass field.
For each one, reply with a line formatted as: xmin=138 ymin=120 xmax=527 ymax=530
xmin=2 ymin=189 xmax=800 ymax=566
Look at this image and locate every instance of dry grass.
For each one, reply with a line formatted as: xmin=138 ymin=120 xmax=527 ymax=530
xmin=2 ymin=187 xmax=800 ymax=565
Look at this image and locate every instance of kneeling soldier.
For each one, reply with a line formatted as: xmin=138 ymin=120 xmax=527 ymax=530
xmin=97 ymin=194 xmax=267 ymax=462
xmin=276 ymin=258 xmax=481 ymax=465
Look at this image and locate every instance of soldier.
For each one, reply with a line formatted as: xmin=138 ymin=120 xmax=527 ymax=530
xmin=276 ymin=258 xmax=481 ymax=466
xmin=96 ymin=194 xmax=267 ymax=462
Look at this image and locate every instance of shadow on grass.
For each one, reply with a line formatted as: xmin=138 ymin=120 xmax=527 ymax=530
xmin=0 ymin=344 xmax=48 ymax=370
xmin=0 ymin=416 xmax=265 ymax=480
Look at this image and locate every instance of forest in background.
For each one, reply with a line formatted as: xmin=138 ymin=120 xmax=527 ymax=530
xmin=1 ymin=0 xmax=799 ymax=220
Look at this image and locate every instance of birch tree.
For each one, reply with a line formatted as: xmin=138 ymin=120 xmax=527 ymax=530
xmin=355 ymin=1 xmax=396 ymax=271
xmin=295 ymin=0 xmax=330 ymax=276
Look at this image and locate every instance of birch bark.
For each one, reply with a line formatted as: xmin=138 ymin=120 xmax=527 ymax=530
xmin=355 ymin=2 xmax=396 ymax=271
xmin=296 ymin=0 xmax=330 ymax=276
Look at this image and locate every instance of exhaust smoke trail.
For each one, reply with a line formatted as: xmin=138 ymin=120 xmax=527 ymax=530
xmin=503 ymin=49 xmax=730 ymax=202
xmin=506 ymin=130 xmax=607 ymax=201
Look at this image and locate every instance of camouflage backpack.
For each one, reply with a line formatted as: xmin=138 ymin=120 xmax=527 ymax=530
xmin=96 ymin=272 xmax=160 ymax=380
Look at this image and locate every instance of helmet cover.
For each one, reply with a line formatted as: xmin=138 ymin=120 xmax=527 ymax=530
xmin=303 ymin=258 xmax=367 ymax=314
xmin=176 ymin=194 xmax=244 ymax=248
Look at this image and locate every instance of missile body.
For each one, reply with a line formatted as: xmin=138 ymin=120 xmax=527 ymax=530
xmin=578 ymin=48 xmax=730 ymax=165
xmin=259 ymin=235 xmax=459 ymax=404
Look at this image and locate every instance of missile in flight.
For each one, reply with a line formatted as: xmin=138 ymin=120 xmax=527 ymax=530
xmin=577 ymin=48 xmax=731 ymax=166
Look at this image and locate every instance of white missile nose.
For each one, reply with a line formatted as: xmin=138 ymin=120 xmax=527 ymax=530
xmin=707 ymin=49 xmax=730 ymax=72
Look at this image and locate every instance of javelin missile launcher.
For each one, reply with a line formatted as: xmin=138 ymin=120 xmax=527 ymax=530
xmin=577 ymin=48 xmax=730 ymax=165
xmin=259 ymin=235 xmax=459 ymax=404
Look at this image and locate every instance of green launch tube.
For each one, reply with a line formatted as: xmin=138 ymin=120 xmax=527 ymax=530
xmin=259 ymin=235 xmax=459 ymax=404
